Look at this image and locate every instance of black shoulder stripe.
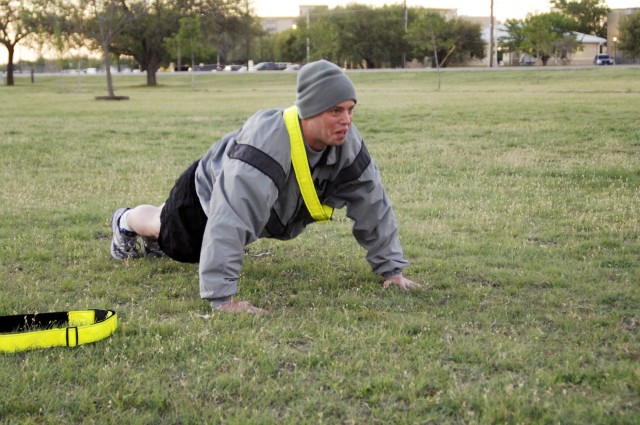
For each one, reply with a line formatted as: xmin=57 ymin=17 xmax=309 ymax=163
xmin=228 ymin=142 xmax=287 ymax=192
xmin=334 ymin=142 xmax=371 ymax=186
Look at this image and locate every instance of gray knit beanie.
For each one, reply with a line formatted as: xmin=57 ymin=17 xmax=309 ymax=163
xmin=295 ymin=60 xmax=357 ymax=119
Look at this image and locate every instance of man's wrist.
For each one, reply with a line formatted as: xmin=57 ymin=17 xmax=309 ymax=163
xmin=208 ymin=295 xmax=233 ymax=308
xmin=382 ymin=269 xmax=403 ymax=279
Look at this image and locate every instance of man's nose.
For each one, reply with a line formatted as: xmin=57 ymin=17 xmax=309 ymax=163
xmin=338 ymin=110 xmax=352 ymax=124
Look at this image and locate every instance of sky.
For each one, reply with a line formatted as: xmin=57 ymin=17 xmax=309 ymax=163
xmin=254 ymin=0 xmax=639 ymax=22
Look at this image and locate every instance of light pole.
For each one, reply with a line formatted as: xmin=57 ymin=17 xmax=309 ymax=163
xmin=489 ymin=0 xmax=494 ymax=67
xmin=306 ymin=11 xmax=310 ymax=63
xmin=402 ymin=0 xmax=407 ymax=68
xmin=612 ymin=36 xmax=618 ymax=63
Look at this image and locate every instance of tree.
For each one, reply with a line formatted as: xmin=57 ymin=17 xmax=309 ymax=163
xmin=111 ymin=0 xmax=185 ymax=86
xmin=617 ymin=11 xmax=640 ymax=61
xmin=406 ymin=10 xmax=485 ymax=68
xmin=32 ymin=0 xmax=177 ymax=87
xmin=272 ymin=27 xmax=305 ymax=62
xmin=191 ymin=0 xmax=262 ymax=67
xmin=405 ymin=11 xmax=446 ymax=67
xmin=500 ymin=12 xmax=578 ymax=66
xmin=304 ymin=7 xmax=339 ymax=63
xmin=234 ymin=0 xmax=263 ymax=65
xmin=164 ymin=16 xmax=208 ymax=88
xmin=331 ymin=4 xmax=409 ymax=69
xmin=108 ymin=0 xmax=257 ymax=85
xmin=445 ymin=17 xmax=486 ymax=65
xmin=34 ymin=0 xmax=129 ymax=96
xmin=165 ymin=16 xmax=204 ymax=71
xmin=0 ymin=0 xmax=41 ymax=85
xmin=499 ymin=18 xmax=527 ymax=54
xmin=551 ymin=0 xmax=609 ymax=38
xmin=76 ymin=0 xmax=130 ymax=98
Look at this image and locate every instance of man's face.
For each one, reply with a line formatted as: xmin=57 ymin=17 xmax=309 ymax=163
xmin=301 ymin=100 xmax=356 ymax=151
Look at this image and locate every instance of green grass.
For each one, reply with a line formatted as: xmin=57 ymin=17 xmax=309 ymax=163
xmin=1 ymin=68 xmax=639 ymax=424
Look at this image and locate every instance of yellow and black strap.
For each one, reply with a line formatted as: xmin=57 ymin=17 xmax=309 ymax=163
xmin=283 ymin=105 xmax=334 ymax=222
xmin=0 ymin=309 xmax=117 ymax=353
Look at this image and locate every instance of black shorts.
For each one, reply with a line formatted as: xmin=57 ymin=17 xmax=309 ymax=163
xmin=158 ymin=160 xmax=208 ymax=263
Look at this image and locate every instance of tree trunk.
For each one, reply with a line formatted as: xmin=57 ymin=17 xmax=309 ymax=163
xmin=145 ymin=54 xmax=161 ymax=86
xmin=5 ymin=46 xmax=15 ymax=86
xmin=177 ymin=44 xmax=182 ymax=71
xmin=191 ymin=51 xmax=195 ymax=90
xmin=146 ymin=67 xmax=157 ymax=86
xmin=103 ymin=42 xmax=115 ymax=97
xmin=439 ymin=45 xmax=457 ymax=68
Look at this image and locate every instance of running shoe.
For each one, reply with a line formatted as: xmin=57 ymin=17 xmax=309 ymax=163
xmin=141 ymin=237 xmax=167 ymax=258
xmin=110 ymin=208 xmax=140 ymax=259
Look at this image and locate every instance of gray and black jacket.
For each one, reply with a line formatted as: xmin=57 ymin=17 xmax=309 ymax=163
xmin=194 ymin=109 xmax=408 ymax=300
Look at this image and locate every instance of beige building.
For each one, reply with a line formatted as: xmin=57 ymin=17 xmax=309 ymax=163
xmin=572 ymin=33 xmax=608 ymax=65
xmin=262 ymin=17 xmax=298 ymax=34
xmin=261 ymin=5 xmax=329 ymax=34
xmin=607 ymin=8 xmax=640 ymax=64
xmin=489 ymin=29 xmax=607 ymax=67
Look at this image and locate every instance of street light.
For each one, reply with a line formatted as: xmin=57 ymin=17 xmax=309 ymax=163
xmin=306 ymin=11 xmax=310 ymax=63
xmin=612 ymin=36 xmax=618 ymax=63
xmin=402 ymin=0 xmax=407 ymax=68
xmin=489 ymin=0 xmax=494 ymax=67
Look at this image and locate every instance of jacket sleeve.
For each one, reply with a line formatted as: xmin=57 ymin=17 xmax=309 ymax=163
xmin=329 ymin=157 xmax=409 ymax=278
xmin=198 ymin=158 xmax=279 ymax=300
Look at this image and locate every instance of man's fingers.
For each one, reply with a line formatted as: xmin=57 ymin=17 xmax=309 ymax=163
xmin=247 ymin=304 xmax=268 ymax=314
xmin=383 ymin=276 xmax=420 ymax=291
xmin=407 ymin=280 xmax=420 ymax=289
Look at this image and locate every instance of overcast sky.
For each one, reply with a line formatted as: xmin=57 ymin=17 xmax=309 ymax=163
xmin=254 ymin=0 xmax=639 ymax=21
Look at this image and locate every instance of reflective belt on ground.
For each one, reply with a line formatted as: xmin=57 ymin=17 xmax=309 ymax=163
xmin=283 ymin=105 xmax=334 ymax=222
xmin=0 ymin=309 xmax=117 ymax=353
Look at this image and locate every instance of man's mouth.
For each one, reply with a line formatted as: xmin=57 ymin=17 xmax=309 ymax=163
xmin=335 ymin=129 xmax=348 ymax=138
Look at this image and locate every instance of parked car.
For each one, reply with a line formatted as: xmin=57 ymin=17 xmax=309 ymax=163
xmin=192 ymin=64 xmax=218 ymax=72
xmin=285 ymin=63 xmax=302 ymax=71
xmin=224 ymin=64 xmax=246 ymax=72
xmin=594 ymin=54 xmax=614 ymax=65
xmin=251 ymin=61 xmax=289 ymax=71
xmin=252 ymin=61 xmax=278 ymax=71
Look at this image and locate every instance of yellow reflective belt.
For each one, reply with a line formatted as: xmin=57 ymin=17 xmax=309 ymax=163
xmin=283 ymin=106 xmax=334 ymax=222
xmin=0 ymin=309 xmax=117 ymax=353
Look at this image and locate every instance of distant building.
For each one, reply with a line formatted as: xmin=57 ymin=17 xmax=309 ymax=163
xmin=573 ymin=33 xmax=608 ymax=65
xmin=607 ymin=8 xmax=640 ymax=64
xmin=262 ymin=17 xmax=298 ymax=34
xmin=260 ymin=5 xmax=328 ymax=35
xmin=462 ymin=16 xmax=497 ymax=67
xmin=479 ymin=26 xmax=608 ymax=67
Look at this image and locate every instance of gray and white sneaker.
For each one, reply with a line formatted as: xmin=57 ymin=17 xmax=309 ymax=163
xmin=110 ymin=208 xmax=140 ymax=259
xmin=141 ymin=237 xmax=166 ymax=258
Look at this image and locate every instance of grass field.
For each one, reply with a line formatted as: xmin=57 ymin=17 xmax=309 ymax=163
xmin=1 ymin=67 xmax=639 ymax=424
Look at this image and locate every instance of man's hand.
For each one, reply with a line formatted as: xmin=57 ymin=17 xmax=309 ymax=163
xmin=383 ymin=274 xmax=420 ymax=291
xmin=214 ymin=300 xmax=267 ymax=314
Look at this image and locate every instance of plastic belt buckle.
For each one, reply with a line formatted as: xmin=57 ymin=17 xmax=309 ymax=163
xmin=66 ymin=326 xmax=79 ymax=347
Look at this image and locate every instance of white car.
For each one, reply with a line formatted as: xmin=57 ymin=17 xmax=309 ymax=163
xmin=594 ymin=54 xmax=614 ymax=65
